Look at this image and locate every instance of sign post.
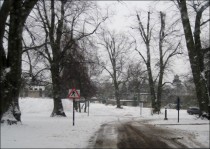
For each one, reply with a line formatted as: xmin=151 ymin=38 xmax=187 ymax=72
xmin=177 ymin=97 xmax=180 ymax=123
xmin=164 ymin=108 xmax=168 ymax=120
xmin=73 ymin=98 xmax=75 ymax=126
xmin=88 ymin=100 xmax=90 ymax=116
xmin=67 ymin=88 xmax=80 ymax=126
xmin=139 ymin=102 xmax=143 ymax=116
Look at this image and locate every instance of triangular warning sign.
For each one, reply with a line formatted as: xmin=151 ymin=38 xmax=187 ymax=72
xmin=68 ymin=88 xmax=80 ymax=99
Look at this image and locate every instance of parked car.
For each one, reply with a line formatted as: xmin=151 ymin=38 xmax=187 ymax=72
xmin=187 ymin=107 xmax=200 ymax=115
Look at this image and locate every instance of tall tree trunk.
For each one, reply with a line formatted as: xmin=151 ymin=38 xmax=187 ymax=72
xmin=157 ymin=66 xmax=164 ymax=113
xmin=1 ymin=0 xmax=38 ymax=124
xmin=147 ymin=61 xmax=157 ymax=111
xmin=0 ymin=0 xmax=13 ymax=121
xmin=50 ymin=63 xmax=66 ymax=117
xmin=177 ymin=0 xmax=209 ymax=114
xmin=0 ymin=0 xmax=12 ymax=71
xmin=114 ymin=81 xmax=121 ymax=108
xmin=1 ymin=1 xmax=24 ymax=124
xmin=146 ymin=39 xmax=156 ymax=111
xmin=113 ymin=56 xmax=121 ymax=108
xmin=146 ymin=12 xmax=156 ymax=111
xmin=156 ymin=12 xmax=166 ymax=112
xmin=136 ymin=12 xmax=157 ymax=111
xmin=49 ymin=0 xmax=66 ymax=117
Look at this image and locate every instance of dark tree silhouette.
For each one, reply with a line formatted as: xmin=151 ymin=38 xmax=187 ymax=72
xmin=0 ymin=0 xmax=38 ymax=124
xmin=176 ymin=0 xmax=209 ymax=114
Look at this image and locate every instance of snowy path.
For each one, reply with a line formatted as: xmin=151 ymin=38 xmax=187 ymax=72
xmin=88 ymin=120 xmax=206 ymax=148
xmin=1 ymin=98 xmax=209 ymax=148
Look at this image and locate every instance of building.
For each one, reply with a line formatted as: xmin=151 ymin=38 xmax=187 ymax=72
xmin=20 ymin=83 xmax=45 ymax=98
xmin=20 ymin=73 xmax=46 ymax=98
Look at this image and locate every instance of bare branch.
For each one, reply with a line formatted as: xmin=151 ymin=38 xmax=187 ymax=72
xmin=164 ymin=41 xmax=182 ymax=68
xmin=76 ymin=16 xmax=108 ymax=41
xmin=22 ymin=42 xmax=48 ymax=53
xmin=135 ymin=48 xmax=147 ymax=65
xmin=162 ymin=81 xmax=173 ymax=87
xmin=200 ymin=18 xmax=210 ymax=26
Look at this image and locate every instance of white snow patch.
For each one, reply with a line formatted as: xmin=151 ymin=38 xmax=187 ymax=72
xmin=1 ymin=106 xmax=17 ymax=121
xmin=1 ymin=97 xmax=209 ymax=148
xmin=5 ymin=68 xmax=11 ymax=73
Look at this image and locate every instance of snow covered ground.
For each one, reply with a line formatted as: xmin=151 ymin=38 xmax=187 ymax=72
xmin=1 ymin=98 xmax=209 ymax=148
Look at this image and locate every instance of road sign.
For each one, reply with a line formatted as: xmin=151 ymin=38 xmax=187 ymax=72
xmin=67 ymin=88 xmax=80 ymax=126
xmin=68 ymin=88 xmax=80 ymax=99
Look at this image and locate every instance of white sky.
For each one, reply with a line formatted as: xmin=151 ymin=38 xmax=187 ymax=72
xmin=17 ymin=1 xmax=208 ymax=83
xmin=96 ymin=1 xmax=191 ymax=82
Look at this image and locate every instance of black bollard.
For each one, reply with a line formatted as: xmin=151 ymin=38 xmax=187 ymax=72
xmin=208 ymin=104 xmax=210 ymax=115
xmin=208 ymin=104 xmax=210 ymax=120
xmin=164 ymin=108 xmax=168 ymax=120
xmin=177 ymin=97 xmax=180 ymax=123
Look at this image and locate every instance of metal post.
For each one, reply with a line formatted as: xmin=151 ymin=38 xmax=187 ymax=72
xmin=177 ymin=97 xmax=180 ymax=123
xmin=208 ymin=104 xmax=210 ymax=120
xmin=139 ymin=102 xmax=141 ymax=116
xmin=79 ymin=101 xmax=81 ymax=113
xmin=140 ymin=102 xmax=143 ymax=116
xmin=141 ymin=102 xmax=142 ymax=116
xmin=178 ymin=109 xmax=179 ymax=123
xmin=73 ymin=98 xmax=75 ymax=126
xmin=208 ymin=104 xmax=210 ymax=115
xmin=164 ymin=108 xmax=168 ymax=120
xmin=88 ymin=100 xmax=89 ymax=116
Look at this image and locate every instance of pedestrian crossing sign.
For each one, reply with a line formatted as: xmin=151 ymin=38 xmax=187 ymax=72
xmin=68 ymin=88 xmax=80 ymax=99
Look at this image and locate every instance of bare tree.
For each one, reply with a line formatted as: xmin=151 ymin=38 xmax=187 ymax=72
xmin=134 ymin=11 xmax=157 ymax=111
xmin=24 ymin=0 xmax=106 ymax=117
xmin=97 ymin=30 xmax=133 ymax=108
xmin=176 ymin=0 xmax=209 ymax=114
xmin=133 ymin=11 xmax=182 ymax=113
xmin=125 ymin=62 xmax=148 ymax=103
xmin=156 ymin=12 xmax=182 ymax=112
xmin=0 ymin=0 xmax=38 ymax=124
xmin=60 ymin=38 xmax=97 ymax=99
xmin=126 ymin=62 xmax=147 ymax=94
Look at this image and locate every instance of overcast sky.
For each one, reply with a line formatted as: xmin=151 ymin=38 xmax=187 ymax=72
xmin=96 ymin=1 xmax=192 ymax=82
xmin=15 ymin=0 xmax=209 ymax=82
